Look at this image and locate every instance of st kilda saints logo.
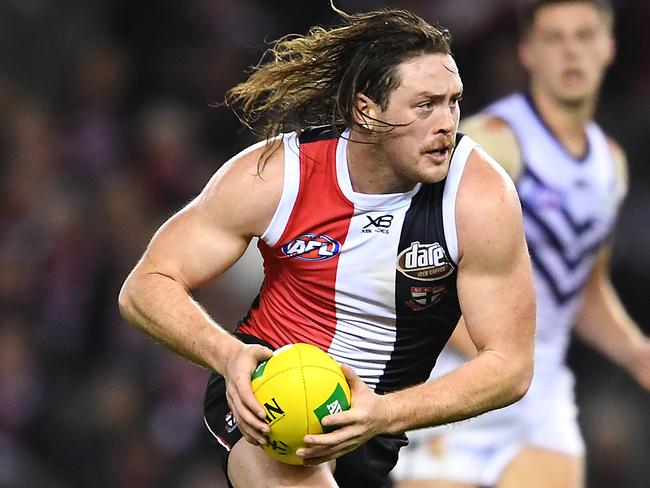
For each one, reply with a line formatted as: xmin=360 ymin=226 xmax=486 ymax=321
xmin=397 ymin=241 xmax=455 ymax=281
xmin=224 ymin=411 xmax=237 ymax=433
xmin=406 ymin=285 xmax=446 ymax=311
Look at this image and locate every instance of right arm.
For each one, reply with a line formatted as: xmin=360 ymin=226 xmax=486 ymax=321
xmin=118 ymin=139 xmax=284 ymax=444
xmin=446 ymin=114 xmax=525 ymax=358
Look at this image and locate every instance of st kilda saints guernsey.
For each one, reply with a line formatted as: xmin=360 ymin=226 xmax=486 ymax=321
xmin=237 ymin=127 xmax=475 ymax=394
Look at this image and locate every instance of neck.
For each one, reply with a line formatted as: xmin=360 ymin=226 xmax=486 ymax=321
xmin=346 ymin=130 xmax=416 ymax=194
xmin=529 ymin=84 xmax=596 ymax=157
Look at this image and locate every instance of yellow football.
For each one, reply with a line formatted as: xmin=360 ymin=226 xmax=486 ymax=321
xmin=251 ymin=343 xmax=351 ymax=465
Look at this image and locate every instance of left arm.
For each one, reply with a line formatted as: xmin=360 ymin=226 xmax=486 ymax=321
xmin=573 ymin=246 xmax=650 ymax=390
xmin=572 ymin=138 xmax=650 ymax=390
xmin=378 ymin=147 xmax=536 ymax=431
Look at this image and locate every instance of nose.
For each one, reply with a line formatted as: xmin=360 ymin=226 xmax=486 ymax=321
xmin=561 ymin=34 xmax=582 ymax=60
xmin=432 ymin=105 xmax=456 ymax=134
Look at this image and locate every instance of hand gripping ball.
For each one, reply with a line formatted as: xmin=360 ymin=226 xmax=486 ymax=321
xmin=251 ymin=343 xmax=351 ymax=465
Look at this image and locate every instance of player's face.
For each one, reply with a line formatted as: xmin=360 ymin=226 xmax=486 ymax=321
xmin=520 ymin=2 xmax=614 ymax=106
xmin=373 ymin=53 xmax=463 ymax=185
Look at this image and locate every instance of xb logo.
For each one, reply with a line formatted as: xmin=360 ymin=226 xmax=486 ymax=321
xmin=362 ymin=214 xmax=393 ymax=234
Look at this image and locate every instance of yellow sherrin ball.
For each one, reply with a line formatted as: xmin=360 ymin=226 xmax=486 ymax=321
xmin=251 ymin=343 xmax=351 ymax=465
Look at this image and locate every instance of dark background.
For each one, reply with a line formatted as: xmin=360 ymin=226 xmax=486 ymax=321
xmin=0 ymin=1 xmax=648 ymax=486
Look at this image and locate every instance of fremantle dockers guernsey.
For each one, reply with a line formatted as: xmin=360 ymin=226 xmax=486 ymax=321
xmin=484 ymin=93 xmax=626 ymax=369
xmin=237 ymin=127 xmax=475 ymax=394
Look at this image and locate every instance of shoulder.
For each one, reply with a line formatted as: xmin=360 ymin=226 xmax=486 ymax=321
xmin=454 ymin=143 xmax=523 ymax=264
xmin=606 ymin=135 xmax=629 ymax=191
xmin=460 ymin=114 xmax=523 ymax=181
xmin=196 ymin=136 xmax=285 ymax=238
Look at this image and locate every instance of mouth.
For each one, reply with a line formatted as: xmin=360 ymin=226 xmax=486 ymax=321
xmin=422 ymin=143 xmax=453 ymax=165
xmin=562 ymin=67 xmax=586 ymax=84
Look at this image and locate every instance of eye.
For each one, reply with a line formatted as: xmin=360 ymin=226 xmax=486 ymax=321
xmin=542 ymin=31 xmax=563 ymax=45
xmin=577 ymin=28 xmax=596 ymax=42
xmin=418 ymin=101 xmax=434 ymax=109
xmin=450 ymin=95 xmax=463 ymax=107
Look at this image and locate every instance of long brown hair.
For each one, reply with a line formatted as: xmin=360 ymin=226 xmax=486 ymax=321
xmin=223 ymin=3 xmax=452 ymax=143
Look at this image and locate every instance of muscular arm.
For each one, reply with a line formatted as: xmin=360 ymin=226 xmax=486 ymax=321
xmin=445 ymin=316 xmax=478 ymax=358
xmin=441 ymin=114 xmax=526 ymax=359
xmin=118 ymin=143 xmax=281 ymax=372
xmin=382 ymin=148 xmax=536 ymax=432
xmin=118 ymin=140 xmax=284 ymax=444
xmin=572 ymin=141 xmax=649 ymax=390
xmin=574 ymin=247 xmax=650 ymax=390
xmin=118 ymin=196 xmax=250 ymax=372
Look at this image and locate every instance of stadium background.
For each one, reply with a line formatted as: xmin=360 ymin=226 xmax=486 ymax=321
xmin=1 ymin=0 xmax=648 ymax=486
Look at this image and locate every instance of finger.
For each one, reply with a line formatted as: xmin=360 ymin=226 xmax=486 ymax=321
xmin=240 ymin=426 xmax=262 ymax=446
xmin=304 ymin=425 xmax=357 ymax=447
xmin=234 ymin=410 xmax=268 ymax=445
xmin=234 ymin=397 xmax=270 ymax=434
xmin=320 ymin=408 xmax=358 ymax=429
xmin=301 ymin=442 xmax=357 ymax=465
xmin=229 ymin=406 xmax=265 ymax=446
xmin=303 ymin=450 xmax=351 ymax=466
xmin=340 ymin=364 xmax=361 ymax=386
xmin=238 ymin=419 xmax=268 ymax=446
xmin=229 ymin=389 xmax=270 ymax=440
xmin=339 ymin=364 xmax=366 ymax=397
xmin=252 ymin=345 xmax=274 ymax=361
xmin=234 ymin=376 xmax=268 ymax=421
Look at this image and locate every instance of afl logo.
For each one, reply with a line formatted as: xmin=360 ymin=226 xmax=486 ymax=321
xmin=282 ymin=233 xmax=341 ymax=261
xmin=397 ymin=241 xmax=455 ymax=281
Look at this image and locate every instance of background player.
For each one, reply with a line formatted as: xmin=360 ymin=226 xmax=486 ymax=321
xmin=118 ymin=6 xmax=536 ymax=488
xmin=392 ymin=1 xmax=650 ymax=487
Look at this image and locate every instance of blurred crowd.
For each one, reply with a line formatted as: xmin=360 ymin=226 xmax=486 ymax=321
xmin=0 ymin=1 xmax=648 ymax=487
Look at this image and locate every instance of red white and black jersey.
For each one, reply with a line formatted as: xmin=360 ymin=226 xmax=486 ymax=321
xmin=237 ymin=127 xmax=475 ymax=393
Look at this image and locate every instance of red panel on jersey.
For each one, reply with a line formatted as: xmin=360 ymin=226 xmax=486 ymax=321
xmin=239 ymin=136 xmax=354 ymax=350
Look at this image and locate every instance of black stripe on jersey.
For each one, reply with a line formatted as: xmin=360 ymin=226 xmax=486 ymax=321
xmin=375 ymin=181 xmax=461 ymax=394
xmin=560 ymin=206 xmax=595 ymax=235
xmin=528 ymin=246 xmax=591 ymax=305
xmin=298 ymin=124 xmax=345 ymax=144
xmin=521 ymin=201 xmax=604 ymax=270
xmin=522 ymin=166 xmax=596 ymax=236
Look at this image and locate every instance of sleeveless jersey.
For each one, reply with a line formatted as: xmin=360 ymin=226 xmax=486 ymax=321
xmin=237 ymin=128 xmax=475 ymax=393
xmin=484 ymin=93 xmax=626 ymax=368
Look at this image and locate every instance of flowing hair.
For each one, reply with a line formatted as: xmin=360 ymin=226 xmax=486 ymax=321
xmin=222 ymin=3 xmax=452 ymax=145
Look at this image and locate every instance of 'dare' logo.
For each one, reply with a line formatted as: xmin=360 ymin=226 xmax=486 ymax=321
xmin=282 ymin=233 xmax=341 ymax=261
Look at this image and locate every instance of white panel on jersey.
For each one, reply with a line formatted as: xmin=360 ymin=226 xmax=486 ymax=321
xmin=328 ymin=204 xmax=410 ymax=388
xmin=327 ymin=132 xmax=416 ymax=388
xmin=442 ymin=135 xmax=475 ymax=265
xmin=260 ymin=132 xmax=301 ymax=247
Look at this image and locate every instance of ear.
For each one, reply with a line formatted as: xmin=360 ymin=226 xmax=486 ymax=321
xmin=604 ymin=36 xmax=616 ymax=68
xmin=518 ymin=38 xmax=533 ymax=73
xmin=353 ymin=93 xmax=381 ymax=130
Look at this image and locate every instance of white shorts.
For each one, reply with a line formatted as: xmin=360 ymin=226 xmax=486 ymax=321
xmin=391 ymin=358 xmax=585 ymax=486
